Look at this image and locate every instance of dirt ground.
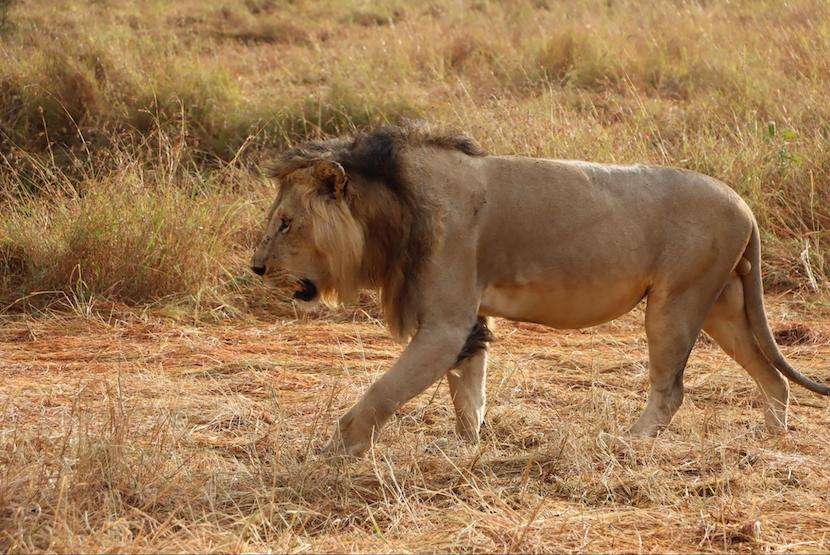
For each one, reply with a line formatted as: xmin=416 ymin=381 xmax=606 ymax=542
xmin=1 ymin=294 xmax=829 ymax=552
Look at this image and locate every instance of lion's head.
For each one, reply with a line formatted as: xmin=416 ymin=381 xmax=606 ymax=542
xmin=251 ymin=159 xmax=364 ymax=304
xmin=252 ymin=125 xmax=485 ymax=339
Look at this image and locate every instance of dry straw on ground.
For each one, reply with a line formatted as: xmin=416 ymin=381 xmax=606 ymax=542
xmin=2 ymin=295 xmax=829 ymax=552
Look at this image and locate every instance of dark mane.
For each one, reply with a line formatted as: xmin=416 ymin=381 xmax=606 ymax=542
xmin=266 ymin=125 xmax=486 ymax=186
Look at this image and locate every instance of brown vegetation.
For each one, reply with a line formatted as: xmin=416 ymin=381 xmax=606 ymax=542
xmin=2 ymin=0 xmax=829 ymax=311
xmin=1 ymin=0 xmax=829 ymax=552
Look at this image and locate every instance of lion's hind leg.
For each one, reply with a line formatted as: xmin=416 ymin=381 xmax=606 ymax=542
xmin=703 ymin=276 xmax=789 ymax=433
xmin=631 ymin=286 xmax=719 ymax=437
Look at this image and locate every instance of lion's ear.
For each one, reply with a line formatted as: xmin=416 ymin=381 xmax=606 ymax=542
xmin=311 ymin=160 xmax=348 ymax=200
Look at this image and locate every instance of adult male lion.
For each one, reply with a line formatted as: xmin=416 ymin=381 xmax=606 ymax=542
xmin=252 ymin=126 xmax=828 ymax=456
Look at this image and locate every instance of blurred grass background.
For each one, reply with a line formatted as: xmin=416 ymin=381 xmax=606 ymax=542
xmin=1 ymin=0 xmax=828 ymax=316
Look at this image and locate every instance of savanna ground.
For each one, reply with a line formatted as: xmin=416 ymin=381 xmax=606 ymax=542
xmin=1 ymin=0 xmax=829 ymax=552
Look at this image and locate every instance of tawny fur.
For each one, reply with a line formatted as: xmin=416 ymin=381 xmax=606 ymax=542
xmin=252 ymin=126 xmax=828 ymax=457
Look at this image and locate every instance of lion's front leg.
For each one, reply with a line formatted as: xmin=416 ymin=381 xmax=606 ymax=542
xmin=447 ymin=348 xmax=488 ymax=443
xmin=324 ymin=325 xmax=470 ymax=457
xmin=447 ymin=316 xmax=493 ymax=443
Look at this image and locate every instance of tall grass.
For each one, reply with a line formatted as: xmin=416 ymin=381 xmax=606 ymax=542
xmin=0 ymin=125 xmax=268 ymax=313
xmin=1 ymin=0 xmax=828 ymax=314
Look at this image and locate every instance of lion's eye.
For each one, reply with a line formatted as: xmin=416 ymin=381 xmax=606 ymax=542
xmin=278 ymin=218 xmax=291 ymax=234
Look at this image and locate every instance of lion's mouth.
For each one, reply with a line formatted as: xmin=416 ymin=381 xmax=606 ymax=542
xmin=293 ymin=278 xmax=318 ymax=302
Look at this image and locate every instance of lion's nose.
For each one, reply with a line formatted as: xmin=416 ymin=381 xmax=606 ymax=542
xmin=251 ymin=265 xmax=266 ymax=276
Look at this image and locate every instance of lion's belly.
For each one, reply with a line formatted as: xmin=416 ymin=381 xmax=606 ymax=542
xmin=479 ymin=279 xmax=647 ymax=329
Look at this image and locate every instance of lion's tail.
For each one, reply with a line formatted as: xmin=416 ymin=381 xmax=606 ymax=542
xmin=741 ymin=220 xmax=830 ymax=395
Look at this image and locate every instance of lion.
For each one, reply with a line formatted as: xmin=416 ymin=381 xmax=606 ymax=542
xmin=251 ymin=125 xmax=829 ymax=457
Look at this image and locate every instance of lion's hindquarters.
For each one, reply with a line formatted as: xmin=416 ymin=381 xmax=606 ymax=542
xmin=703 ymin=275 xmax=790 ymax=431
xmin=740 ymin=222 xmax=830 ymax=396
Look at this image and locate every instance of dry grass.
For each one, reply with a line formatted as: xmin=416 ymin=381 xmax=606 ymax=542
xmin=2 ymin=296 xmax=830 ymax=552
xmin=2 ymin=0 xmax=830 ymax=552
xmin=1 ymin=0 xmax=830 ymax=311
